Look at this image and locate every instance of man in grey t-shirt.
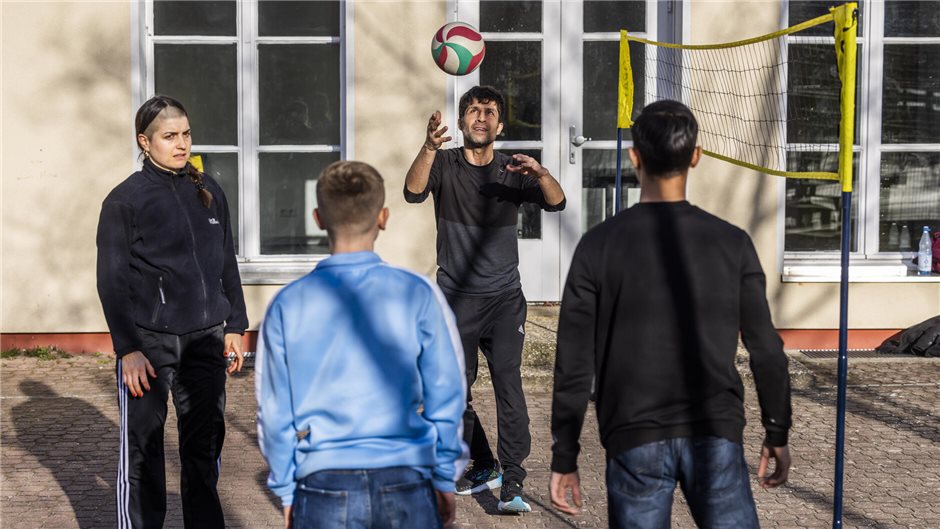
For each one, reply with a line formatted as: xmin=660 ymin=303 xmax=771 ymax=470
xmin=404 ymin=86 xmax=565 ymax=513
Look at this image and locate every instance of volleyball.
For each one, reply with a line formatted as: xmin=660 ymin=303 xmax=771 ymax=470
xmin=431 ymin=22 xmax=485 ymax=76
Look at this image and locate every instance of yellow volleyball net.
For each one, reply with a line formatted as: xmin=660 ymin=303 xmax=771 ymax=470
xmin=618 ymin=3 xmax=858 ymax=192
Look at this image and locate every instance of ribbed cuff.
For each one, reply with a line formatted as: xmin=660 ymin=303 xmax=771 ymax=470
xmin=550 ymin=453 xmax=578 ymax=474
xmin=432 ymin=476 xmax=456 ymax=494
xmin=764 ymin=430 xmax=789 ymax=447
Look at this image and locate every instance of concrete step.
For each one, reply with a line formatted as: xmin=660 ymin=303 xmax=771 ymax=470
xmin=471 ymin=304 xmax=815 ymax=391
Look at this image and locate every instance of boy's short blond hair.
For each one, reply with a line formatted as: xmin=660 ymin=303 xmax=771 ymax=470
xmin=316 ymin=161 xmax=385 ymax=235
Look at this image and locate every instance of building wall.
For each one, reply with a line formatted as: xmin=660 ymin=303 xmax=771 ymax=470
xmin=0 ymin=0 xmax=448 ymax=336
xmin=1 ymin=0 xmax=936 ymax=347
xmin=2 ymin=1 xmax=133 ymax=333
xmin=353 ymin=0 xmax=443 ymax=278
xmin=687 ymin=0 xmax=940 ymax=330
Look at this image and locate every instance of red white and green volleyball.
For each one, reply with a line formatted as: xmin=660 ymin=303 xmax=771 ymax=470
xmin=432 ymin=22 xmax=485 ymax=76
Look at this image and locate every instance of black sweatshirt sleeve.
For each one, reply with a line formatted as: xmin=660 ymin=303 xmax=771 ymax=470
xmin=551 ymin=238 xmax=598 ymax=473
xmin=219 ymin=190 xmax=248 ymax=334
xmin=96 ymin=200 xmax=142 ymax=358
xmin=739 ymin=235 xmax=792 ymax=447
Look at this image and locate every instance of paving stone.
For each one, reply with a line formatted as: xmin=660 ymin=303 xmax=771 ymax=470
xmin=2 ymin=325 xmax=939 ymax=528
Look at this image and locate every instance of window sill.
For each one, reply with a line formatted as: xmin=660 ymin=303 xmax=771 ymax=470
xmin=238 ymin=259 xmax=324 ymax=285
xmin=782 ymin=262 xmax=940 ymax=283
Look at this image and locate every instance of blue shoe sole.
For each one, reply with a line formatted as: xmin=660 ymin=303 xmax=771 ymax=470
xmin=455 ymin=474 xmax=502 ymax=496
xmin=497 ymin=496 xmax=531 ymax=513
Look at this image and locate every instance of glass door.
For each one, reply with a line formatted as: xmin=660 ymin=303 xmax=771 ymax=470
xmin=455 ymin=0 xmax=656 ymax=300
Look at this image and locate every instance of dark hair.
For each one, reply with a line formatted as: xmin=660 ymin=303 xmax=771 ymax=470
xmin=458 ymin=85 xmax=506 ymax=123
xmin=316 ymin=161 xmax=385 ymax=236
xmin=135 ymin=95 xmax=213 ymax=208
xmin=631 ymin=100 xmax=699 ymax=178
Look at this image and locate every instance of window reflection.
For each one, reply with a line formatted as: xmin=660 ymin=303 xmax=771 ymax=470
xmin=880 ymin=152 xmax=940 ymax=252
xmin=259 ymin=152 xmax=339 ymax=255
xmin=784 ymin=152 xmax=858 ymax=252
xmin=480 ymin=41 xmax=542 ymax=142
xmin=582 ymin=149 xmax=639 ymax=233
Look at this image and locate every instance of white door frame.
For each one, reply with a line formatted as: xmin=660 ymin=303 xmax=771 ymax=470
xmin=450 ymin=0 xmax=666 ymax=301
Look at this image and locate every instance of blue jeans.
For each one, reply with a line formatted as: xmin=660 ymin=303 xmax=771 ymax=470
xmin=606 ymin=437 xmax=760 ymax=529
xmin=292 ymin=467 xmax=443 ymax=529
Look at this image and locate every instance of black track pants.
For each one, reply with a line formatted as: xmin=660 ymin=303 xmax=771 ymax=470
xmin=445 ymin=289 xmax=531 ymax=485
xmin=115 ymin=324 xmax=227 ymax=529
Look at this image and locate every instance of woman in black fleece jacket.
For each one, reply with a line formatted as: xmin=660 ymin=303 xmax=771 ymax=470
xmin=96 ymin=95 xmax=247 ymax=529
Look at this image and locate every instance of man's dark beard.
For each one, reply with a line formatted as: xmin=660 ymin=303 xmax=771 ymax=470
xmin=463 ymin=133 xmax=495 ymax=149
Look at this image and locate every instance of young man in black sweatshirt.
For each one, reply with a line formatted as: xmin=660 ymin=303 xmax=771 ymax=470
xmin=549 ymin=100 xmax=792 ymax=528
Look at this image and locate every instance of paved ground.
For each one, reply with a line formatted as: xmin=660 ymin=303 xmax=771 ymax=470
xmin=2 ymin=351 xmax=939 ymax=528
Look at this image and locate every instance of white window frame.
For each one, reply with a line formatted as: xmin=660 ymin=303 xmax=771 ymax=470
xmin=780 ymin=0 xmax=940 ymax=282
xmin=131 ymin=0 xmax=354 ymax=284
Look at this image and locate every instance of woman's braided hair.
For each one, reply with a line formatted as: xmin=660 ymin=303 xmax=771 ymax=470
xmin=135 ymin=95 xmax=213 ymax=208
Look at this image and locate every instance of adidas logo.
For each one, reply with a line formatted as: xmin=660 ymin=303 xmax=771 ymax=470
xmin=208 ymin=218 xmax=220 ymax=225
xmin=518 ymin=324 xmax=525 ymax=335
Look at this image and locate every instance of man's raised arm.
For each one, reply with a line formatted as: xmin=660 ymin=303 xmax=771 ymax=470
xmin=405 ymin=110 xmax=451 ymax=199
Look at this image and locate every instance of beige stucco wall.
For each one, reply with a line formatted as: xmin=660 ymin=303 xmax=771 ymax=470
xmin=1 ymin=0 xmax=936 ymax=338
xmin=687 ymin=0 xmax=940 ymax=329
xmin=0 ymin=0 xmax=447 ymax=336
xmin=352 ymin=0 xmax=444 ymax=278
xmin=2 ymin=1 xmax=134 ymax=333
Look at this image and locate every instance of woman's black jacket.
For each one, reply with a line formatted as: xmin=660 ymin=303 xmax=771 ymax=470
xmin=96 ymin=159 xmax=248 ymax=358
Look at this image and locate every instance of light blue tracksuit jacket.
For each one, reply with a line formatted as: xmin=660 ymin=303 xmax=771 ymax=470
xmin=255 ymin=251 xmax=468 ymax=507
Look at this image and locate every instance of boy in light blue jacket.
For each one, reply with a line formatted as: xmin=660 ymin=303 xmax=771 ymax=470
xmin=256 ymin=160 xmax=468 ymax=529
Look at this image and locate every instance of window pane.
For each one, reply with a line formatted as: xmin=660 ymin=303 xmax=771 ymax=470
xmin=584 ymin=0 xmax=645 ymax=34
xmin=194 ymin=152 xmax=240 ymax=254
xmin=497 ymin=149 xmax=542 ymax=239
xmin=259 ymin=44 xmax=341 ymax=146
xmin=154 ymin=44 xmax=238 ymax=146
xmin=882 ymin=45 xmax=940 ymax=144
xmin=584 ymin=41 xmax=644 ymax=141
xmin=788 ymin=44 xmax=861 ymax=145
xmin=259 ymin=152 xmax=340 ymax=255
xmin=582 ymin=149 xmax=638 ymax=233
xmin=784 ymin=152 xmax=858 ymax=252
xmin=879 ymin=152 xmax=940 ymax=252
xmin=153 ymin=1 xmax=235 ymax=36
xmin=479 ymin=41 xmax=541 ymax=142
xmin=259 ymin=1 xmax=340 ymax=37
xmin=885 ymin=1 xmax=940 ymax=37
xmin=788 ymin=1 xmax=864 ymax=37
xmin=480 ymin=1 xmax=541 ymax=33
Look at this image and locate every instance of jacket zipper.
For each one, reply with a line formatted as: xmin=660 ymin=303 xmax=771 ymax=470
xmin=151 ymin=276 xmax=166 ymax=323
xmin=170 ymin=179 xmax=210 ymax=325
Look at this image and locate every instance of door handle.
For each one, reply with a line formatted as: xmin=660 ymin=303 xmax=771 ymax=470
xmin=569 ymin=126 xmax=592 ymax=163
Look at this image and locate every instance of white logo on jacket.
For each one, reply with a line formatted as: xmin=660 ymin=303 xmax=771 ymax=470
xmin=209 ymin=218 xmax=220 ymax=225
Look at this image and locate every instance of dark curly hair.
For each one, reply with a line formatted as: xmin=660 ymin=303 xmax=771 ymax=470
xmin=458 ymin=85 xmax=506 ymax=123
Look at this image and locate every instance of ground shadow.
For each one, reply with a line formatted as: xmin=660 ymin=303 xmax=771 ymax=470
xmin=5 ymin=380 xmax=172 ymax=528
xmin=794 ymin=383 xmax=940 ymax=444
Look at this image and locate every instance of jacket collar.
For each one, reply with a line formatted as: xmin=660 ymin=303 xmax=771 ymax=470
xmin=316 ymin=251 xmax=382 ymax=269
xmin=142 ymin=158 xmax=187 ymax=186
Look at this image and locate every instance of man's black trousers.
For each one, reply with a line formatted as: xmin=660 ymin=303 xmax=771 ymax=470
xmin=445 ymin=288 xmax=531 ymax=484
xmin=116 ymin=324 xmax=227 ymax=529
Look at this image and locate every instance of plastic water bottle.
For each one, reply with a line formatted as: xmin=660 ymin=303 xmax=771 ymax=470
xmin=918 ymin=226 xmax=932 ymax=276
xmin=900 ymin=225 xmax=911 ymax=251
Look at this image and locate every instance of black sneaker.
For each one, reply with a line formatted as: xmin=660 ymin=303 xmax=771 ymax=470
xmin=455 ymin=461 xmax=502 ymax=496
xmin=497 ymin=480 xmax=531 ymax=513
